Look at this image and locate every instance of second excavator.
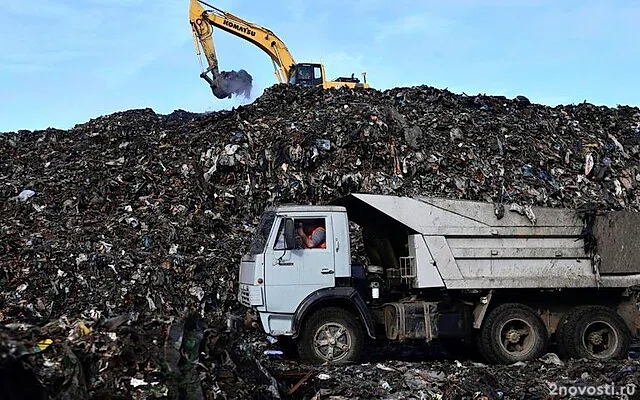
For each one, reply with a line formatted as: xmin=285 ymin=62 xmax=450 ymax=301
xmin=189 ymin=0 xmax=370 ymax=99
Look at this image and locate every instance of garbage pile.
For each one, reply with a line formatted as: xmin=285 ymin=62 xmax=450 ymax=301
xmin=263 ymin=353 xmax=640 ymax=400
xmin=2 ymin=83 xmax=640 ymax=399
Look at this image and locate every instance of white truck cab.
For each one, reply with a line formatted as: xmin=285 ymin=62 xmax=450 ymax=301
xmin=239 ymin=205 xmax=353 ymax=332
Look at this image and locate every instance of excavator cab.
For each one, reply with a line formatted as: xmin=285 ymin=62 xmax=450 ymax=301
xmin=290 ymin=63 xmax=367 ymax=90
xmin=289 ymin=63 xmax=324 ymax=87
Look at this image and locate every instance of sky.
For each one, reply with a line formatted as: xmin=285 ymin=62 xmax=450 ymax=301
xmin=1 ymin=0 xmax=639 ymax=132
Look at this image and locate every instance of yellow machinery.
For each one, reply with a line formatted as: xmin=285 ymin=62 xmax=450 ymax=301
xmin=189 ymin=0 xmax=369 ymax=98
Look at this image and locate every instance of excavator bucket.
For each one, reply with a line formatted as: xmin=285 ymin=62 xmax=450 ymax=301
xmin=214 ymin=69 xmax=253 ymax=99
xmin=200 ymin=69 xmax=253 ymax=99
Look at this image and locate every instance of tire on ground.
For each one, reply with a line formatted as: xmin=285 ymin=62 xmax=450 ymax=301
xmin=555 ymin=305 xmax=591 ymax=359
xmin=297 ymin=307 xmax=365 ymax=365
xmin=479 ymin=303 xmax=548 ymax=364
xmin=476 ymin=332 xmax=499 ymax=364
xmin=559 ymin=305 xmax=631 ymax=360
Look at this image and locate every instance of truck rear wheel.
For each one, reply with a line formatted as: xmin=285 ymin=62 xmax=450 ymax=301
xmin=297 ymin=307 xmax=364 ymax=364
xmin=479 ymin=303 xmax=547 ymax=364
xmin=557 ymin=305 xmax=631 ymax=360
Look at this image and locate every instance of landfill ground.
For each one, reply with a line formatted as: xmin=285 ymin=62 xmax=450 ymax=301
xmin=2 ymin=83 xmax=640 ymax=399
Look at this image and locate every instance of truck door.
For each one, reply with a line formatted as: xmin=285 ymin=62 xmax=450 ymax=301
xmin=264 ymin=215 xmax=335 ymax=314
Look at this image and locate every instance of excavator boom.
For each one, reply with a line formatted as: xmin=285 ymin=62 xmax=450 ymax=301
xmin=189 ymin=0 xmax=369 ymax=98
xmin=190 ymin=0 xmax=256 ymax=98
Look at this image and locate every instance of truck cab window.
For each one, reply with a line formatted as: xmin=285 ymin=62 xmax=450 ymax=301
xmin=295 ymin=218 xmax=326 ymax=249
xmin=248 ymin=212 xmax=276 ymax=254
xmin=273 ymin=219 xmax=286 ymax=250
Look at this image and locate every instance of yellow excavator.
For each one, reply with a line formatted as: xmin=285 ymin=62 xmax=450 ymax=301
xmin=189 ymin=0 xmax=369 ymax=99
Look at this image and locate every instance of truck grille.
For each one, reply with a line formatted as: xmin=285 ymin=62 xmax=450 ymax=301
xmin=238 ymin=284 xmax=262 ymax=307
xmin=239 ymin=285 xmax=251 ymax=307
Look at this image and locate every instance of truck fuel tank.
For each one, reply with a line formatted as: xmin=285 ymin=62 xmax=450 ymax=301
xmin=384 ymin=302 xmax=436 ymax=341
xmin=383 ymin=301 xmax=472 ymax=342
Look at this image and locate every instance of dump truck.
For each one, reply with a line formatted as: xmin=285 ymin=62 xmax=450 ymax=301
xmin=231 ymin=193 xmax=640 ymax=364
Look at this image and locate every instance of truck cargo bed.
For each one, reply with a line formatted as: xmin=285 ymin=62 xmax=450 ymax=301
xmin=333 ymin=194 xmax=640 ymax=290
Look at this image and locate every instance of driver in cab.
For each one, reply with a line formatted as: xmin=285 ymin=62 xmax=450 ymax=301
xmin=297 ymin=220 xmax=326 ymax=249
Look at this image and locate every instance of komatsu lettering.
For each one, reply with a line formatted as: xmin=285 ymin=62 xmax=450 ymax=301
xmin=223 ymin=19 xmax=256 ymax=36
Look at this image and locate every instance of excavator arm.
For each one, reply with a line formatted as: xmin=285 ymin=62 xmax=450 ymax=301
xmin=189 ymin=0 xmax=298 ymax=98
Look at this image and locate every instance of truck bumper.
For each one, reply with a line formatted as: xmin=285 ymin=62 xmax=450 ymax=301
xmin=258 ymin=312 xmax=295 ymax=336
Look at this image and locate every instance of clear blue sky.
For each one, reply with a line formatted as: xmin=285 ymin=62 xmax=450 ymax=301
xmin=1 ymin=0 xmax=639 ymax=132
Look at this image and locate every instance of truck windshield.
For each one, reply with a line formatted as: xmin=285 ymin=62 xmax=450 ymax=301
xmin=248 ymin=212 xmax=276 ymax=255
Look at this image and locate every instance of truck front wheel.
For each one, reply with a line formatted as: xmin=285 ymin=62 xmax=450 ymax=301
xmin=297 ymin=307 xmax=365 ymax=364
xmin=479 ymin=303 xmax=548 ymax=364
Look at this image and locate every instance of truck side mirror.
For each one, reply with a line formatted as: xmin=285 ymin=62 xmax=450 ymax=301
xmin=284 ymin=218 xmax=295 ymax=250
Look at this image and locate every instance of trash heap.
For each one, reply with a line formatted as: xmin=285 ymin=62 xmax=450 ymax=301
xmin=263 ymin=353 xmax=640 ymax=400
xmin=2 ymin=83 xmax=640 ymax=399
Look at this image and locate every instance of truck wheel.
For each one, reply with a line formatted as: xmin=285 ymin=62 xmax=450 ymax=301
xmin=479 ymin=303 xmax=547 ymax=364
xmin=559 ymin=305 xmax=631 ymax=360
xmin=297 ymin=307 xmax=364 ymax=364
xmin=554 ymin=305 xmax=592 ymax=359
